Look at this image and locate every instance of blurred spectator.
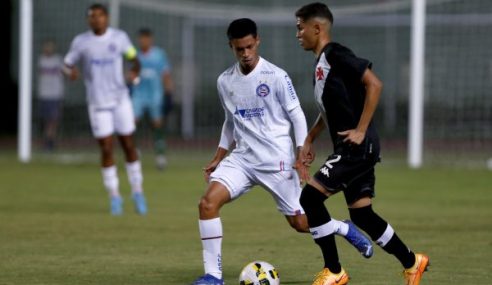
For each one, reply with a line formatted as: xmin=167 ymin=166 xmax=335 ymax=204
xmin=37 ymin=39 xmax=64 ymax=151
xmin=132 ymin=28 xmax=175 ymax=170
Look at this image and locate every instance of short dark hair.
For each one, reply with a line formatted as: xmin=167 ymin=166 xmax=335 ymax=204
xmin=87 ymin=3 xmax=108 ymax=16
xmin=295 ymin=2 xmax=333 ymax=25
xmin=138 ymin=27 xmax=153 ymax=37
xmin=227 ymin=18 xmax=257 ymax=40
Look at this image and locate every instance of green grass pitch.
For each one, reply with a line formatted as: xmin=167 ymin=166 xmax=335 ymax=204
xmin=0 ymin=150 xmax=491 ymax=284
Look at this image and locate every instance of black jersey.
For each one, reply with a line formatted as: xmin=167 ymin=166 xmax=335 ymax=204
xmin=313 ymin=42 xmax=380 ymax=158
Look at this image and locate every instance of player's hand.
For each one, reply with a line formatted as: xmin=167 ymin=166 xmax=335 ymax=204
xmin=337 ymin=129 xmax=366 ymax=145
xmin=300 ymin=144 xmax=316 ymax=166
xmin=164 ymin=93 xmax=175 ymax=116
xmin=294 ymin=160 xmax=310 ymax=184
xmin=127 ymin=70 xmax=140 ymax=85
xmin=69 ymin=68 xmax=79 ymax=81
xmin=203 ymin=160 xmax=220 ymax=183
xmin=294 ymin=144 xmax=315 ymax=183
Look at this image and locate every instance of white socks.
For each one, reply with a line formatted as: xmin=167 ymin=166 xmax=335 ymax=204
xmin=102 ymin=161 xmax=144 ymax=197
xmin=101 ymin=165 xmax=120 ymax=197
xmin=309 ymin=218 xmax=349 ymax=239
xmin=199 ymin=218 xmax=223 ymax=279
xmin=334 ymin=219 xmax=349 ymax=236
xmin=126 ymin=160 xmax=143 ymax=194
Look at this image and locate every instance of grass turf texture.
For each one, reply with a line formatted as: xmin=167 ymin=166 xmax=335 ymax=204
xmin=0 ymin=150 xmax=491 ymax=284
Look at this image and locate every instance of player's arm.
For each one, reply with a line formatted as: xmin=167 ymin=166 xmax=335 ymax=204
xmin=62 ymin=64 xmax=79 ymax=81
xmin=203 ymin=119 xmax=233 ymax=182
xmin=337 ymin=68 xmax=382 ymax=145
xmin=162 ymin=71 xmax=175 ymax=96
xmin=62 ymin=37 xmax=81 ymax=81
xmin=287 ymin=106 xmax=308 ymax=158
xmin=295 ymin=114 xmax=325 ymax=181
xmin=125 ymin=47 xmax=141 ymax=85
xmin=305 ymin=113 xmax=326 ymax=145
xmin=203 ymin=81 xmax=234 ymax=182
xmin=287 ymin=106 xmax=313 ymax=183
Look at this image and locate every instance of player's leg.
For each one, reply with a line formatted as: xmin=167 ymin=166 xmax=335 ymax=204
xmin=149 ymin=95 xmax=166 ymax=170
xmin=284 ymin=214 xmax=309 ymax=233
xmin=300 ymin=180 xmax=343 ymax=272
xmin=257 ymin=168 xmax=355 ymax=237
xmin=115 ymin=96 xmax=147 ymax=215
xmin=44 ymin=100 xmax=61 ymax=151
xmin=193 ymin=182 xmax=230 ymax=285
xmin=88 ymin=105 xmax=122 ymax=215
xmin=254 ymin=168 xmax=308 ymax=232
xmin=299 ymin=154 xmax=374 ymax=284
xmin=300 ymin=180 xmax=350 ymax=284
xmin=192 ymin=157 xmax=252 ymax=285
xmin=131 ymin=91 xmax=145 ymax=125
xmin=311 ymin=155 xmax=375 ymax=258
xmin=97 ymin=135 xmax=124 ymax=215
xmin=345 ymin=169 xmax=429 ymax=285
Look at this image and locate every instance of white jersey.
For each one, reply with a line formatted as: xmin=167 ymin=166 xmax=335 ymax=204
xmin=217 ymin=57 xmax=301 ymax=171
xmin=38 ymin=54 xmax=64 ymax=100
xmin=64 ymin=28 xmax=136 ymax=108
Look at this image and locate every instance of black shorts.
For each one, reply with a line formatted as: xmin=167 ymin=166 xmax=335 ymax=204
xmin=313 ymin=153 xmax=378 ymax=205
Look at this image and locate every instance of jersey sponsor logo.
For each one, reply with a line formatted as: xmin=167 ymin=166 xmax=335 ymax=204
xmin=256 ymin=83 xmax=270 ymax=97
xmin=260 ymin=70 xmax=275 ymax=75
xmin=316 ymin=66 xmax=324 ymax=80
xmin=90 ymin=58 xmax=115 ymax=66
xmin=284 ymin=75 xmax=296 ymax=101
xmin=234 ymin=106 xmax=265 ymax=119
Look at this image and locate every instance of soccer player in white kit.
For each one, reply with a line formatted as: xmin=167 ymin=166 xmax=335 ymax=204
xmin=191 ymin=18 xmax=373 ymax=285
xmin=63 ymin=3 xmax=147 ymax=216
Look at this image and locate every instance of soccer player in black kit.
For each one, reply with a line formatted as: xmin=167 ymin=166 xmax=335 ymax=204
xmin=294 ymin=3 xmax=429 ymax=285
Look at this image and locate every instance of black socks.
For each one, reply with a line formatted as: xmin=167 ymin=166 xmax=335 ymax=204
xmin=349 ymin=205 xmax=416 ymax=268
xmin=300 ymin=185 xmax=341 ymax=273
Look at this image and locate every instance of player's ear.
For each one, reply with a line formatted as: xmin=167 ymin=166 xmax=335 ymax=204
xmin=255 ymin=35 xmax=261 ymax=47
xmin=313 ymin=22 xmax=321 ymax=35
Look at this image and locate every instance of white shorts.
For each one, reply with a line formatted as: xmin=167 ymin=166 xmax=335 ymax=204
xmin=87 ymin=95 xmax=136 ymax=139
xmin=210 ymin=155 xmax=305 ymax=216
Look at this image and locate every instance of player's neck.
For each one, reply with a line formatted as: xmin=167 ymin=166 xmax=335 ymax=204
xmin=141 ymin=46 xmax=151 ymax=53
xmin=239 ymin=56 xmax=260 ymax=75
xmin=92 ymin=27 xmax=108 ymax=36
xmin=314 ymin=37 xmax=331 ymax=57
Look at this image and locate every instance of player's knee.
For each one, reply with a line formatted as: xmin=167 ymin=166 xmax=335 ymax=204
xmin=289 ymin=215 xmax=309 ymax=233
xmin=290 ymin=221 xmax=305 ymax=233
xmin=299 ymin=184 xmax=326 ymax=212
xmin=198 ymin=196 xmax=220 ymax=216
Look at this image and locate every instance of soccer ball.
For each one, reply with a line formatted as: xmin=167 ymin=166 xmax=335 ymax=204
xmin=239 ymin=261 xmax=280 ymax=285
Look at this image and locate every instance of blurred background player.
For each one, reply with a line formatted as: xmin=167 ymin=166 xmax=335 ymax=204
xmin=191 ymin=18 xmax=372 ymax=285
xmin=132 ymin=28 xmax=175 ymax=170
xmin=37 ymin=39 xmax=64 ymax=151
xmin=294 ymin=3 xmax=429 ymax=285
xmin=63 ymin=3 xmax=147 ymax=216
